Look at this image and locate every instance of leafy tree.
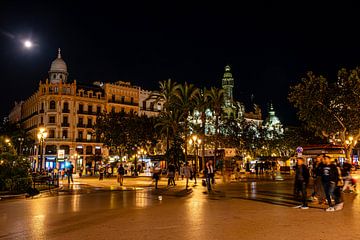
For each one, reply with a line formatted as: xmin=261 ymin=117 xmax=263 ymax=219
xmin=0 ymin=136 xmax=32 ymax=193
xmin=289 ymin=69 xmax=360 ymax=159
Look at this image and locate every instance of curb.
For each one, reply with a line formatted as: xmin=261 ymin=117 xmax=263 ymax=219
xmin=0 ymin=194 xmax=27 ymax=201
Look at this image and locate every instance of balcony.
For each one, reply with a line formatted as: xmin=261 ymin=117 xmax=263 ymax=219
xmin=61 ymin=123 xmax=70 ymax=127
xmin=76 ymin=138 xmax=100 ymax=143
xmin=87 ymin=111 xmax=98 ymax=116
xmin=48 ymin=108 xmax=57 ymax=112
xmin=62 ymin=109 xmax=70 ymax=113
xmin=108 ymin=99 xmax=138 ymax=106
xmin=77 ymin=123 xmax=85 ymax=128
xmin=86 ymin=124 xmax=93 ymax=128
xmin=77 ymin=110 xmax=85 ymax=114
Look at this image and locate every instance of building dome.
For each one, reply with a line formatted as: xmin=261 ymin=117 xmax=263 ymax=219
xmin=50 ymin=48 xmax=67 ymax=73
xmin=48 ymin=48 xmax=68 ymax=83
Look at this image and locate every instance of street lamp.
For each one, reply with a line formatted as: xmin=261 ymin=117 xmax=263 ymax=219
xmin=18 ymin=137 xmax=24 ymax=155
xmin=189 ymin=135 xmax=201 ymax=182
xmin=37 ymin=127 xmax=47 ymax=171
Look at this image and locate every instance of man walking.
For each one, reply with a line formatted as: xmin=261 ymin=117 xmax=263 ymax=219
xmin=67 ymin=162 xmax=74 ymax=184
xmin=117 ymin=163 xmax=125 ymax=186
xmin=184 ymin=162 xmax=192 ymax=189
xmin=204 ymin=160 xmax=214 ymax=192
xmin=294 ymin=157 xmax=310 ymax=209
xmin=322 ymin=156 xmax=342 ymax=211
xmin=310 ymin=155 xmax=325 ymax=204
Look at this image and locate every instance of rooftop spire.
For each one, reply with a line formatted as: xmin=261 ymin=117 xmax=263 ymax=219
xmin=57 ymin=48 xmax=61 ymax=59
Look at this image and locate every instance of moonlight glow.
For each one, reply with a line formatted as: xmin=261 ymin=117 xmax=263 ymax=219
xmin=24 ymin=40 xmax=33 ymax=48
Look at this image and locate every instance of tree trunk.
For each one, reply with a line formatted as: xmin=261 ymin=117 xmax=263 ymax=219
xmin=201 ymin=112 xmax=206 ymax=171
xmin=345 ymin=146 xmax=352 ymax=163
xmin=214 ymin=114 xmax=219 ymax=167
xmin=184 ymin=121 xmax=188 ymax=164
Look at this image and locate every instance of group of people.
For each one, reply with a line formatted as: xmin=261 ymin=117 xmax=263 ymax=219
xmin=294 ymin=154 xmax=355 ymax=211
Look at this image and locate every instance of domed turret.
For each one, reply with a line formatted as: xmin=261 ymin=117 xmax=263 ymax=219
xmin=48 ymin=48 xmax=68 ymax=83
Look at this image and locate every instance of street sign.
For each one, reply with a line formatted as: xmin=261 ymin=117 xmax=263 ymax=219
xmin=58 ymin=149 xmax=65 ymax=159
xmin=296 ymin=146 xmax=303 ymax=153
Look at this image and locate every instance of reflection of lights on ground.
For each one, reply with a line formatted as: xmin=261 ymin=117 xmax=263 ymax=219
xmin=134 ymin=191 xmax=150 ymax=208
xmin=30 ymin=200 xmax=46 ymax=237
xmin=72 ymin=194 xmax=80 ymax=212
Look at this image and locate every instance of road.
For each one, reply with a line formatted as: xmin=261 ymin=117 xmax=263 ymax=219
xmin=0 ymin=175 xmax=359 ymax=240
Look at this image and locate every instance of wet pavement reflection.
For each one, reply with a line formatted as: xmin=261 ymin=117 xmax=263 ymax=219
xmin=0 ymin=177 xmax=359 ymax=240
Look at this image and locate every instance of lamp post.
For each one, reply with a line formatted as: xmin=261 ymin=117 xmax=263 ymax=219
xmin=189 ymin=135 xmax=201 ymax=181
xmin=37 ymin=127 xmax=47 ymax=171
xmin=18 ymin=137 xmax=24 ymax=155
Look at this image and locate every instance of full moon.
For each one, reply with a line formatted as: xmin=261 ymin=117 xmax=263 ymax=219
xmin=24 ymin=40 xmax=33 ymax=48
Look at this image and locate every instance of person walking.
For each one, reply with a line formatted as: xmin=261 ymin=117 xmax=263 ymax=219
xmin=184 ymin=162 xmax=192 ymax=189
xmin=204 ymin=160 xmax=214 ymax=192
xmin=152 ymin=164 xmax=161 ymax=189
xmin=67 ymin=162 xmax=74 ymax=184
xmin=322 ymin=156 xmax=342 ymax=211
xmin=191 ymin=163 xmax=197 ymax=185
xmin=342 ymin=159 xmax=354 ymax=192
xmin=167 ymin=164 xmax=176 ymax=187
xmin=99 ymin=166 xmax=104 ymax=180
xmin=79 ymin=166 xmax=84 ymax=178
xmin=310 ymin=155 xmax=326 ymax=204
xmin=293 ymin=157 xmax=310 ymax=209
xmin=117 ymin=164 xmax=125 ymax=186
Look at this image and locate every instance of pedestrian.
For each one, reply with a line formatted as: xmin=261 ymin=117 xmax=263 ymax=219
xmin=61 ymin=168 xmax=65 ymax=180
xmin=117 ymin=163 xmax=125 ymax=186
xmin=79 ymin=166 xmax=84 ymax=178
xmin=342 ymin=159 xmax=354 ymax=192
xmin=180 ymin=164 xmax=185 ymax=180
xmin=234 ymin=164 xmax=240 ymax=181
xmin=184 ymin=162 xmax=192 ymax=189
xmin=167 ymin=164 xmax=176 ymax=187
xmin=99 ymin=166 xmax=104 ymax=180
xmin=310 ymin=155 xmax=326 ymax=204
xmin=152 ymin=164 xmax=161 ymax=189
xmin=293 ymin=157 xmax=310 ymax=209
xmin=322 ymin=156 xmax=343 ymax=211
xmin=204 ymin=160 xmax=214 ymax=192
xmin=191 ymin=164 xmax=197 ymax=185
xmin=67 ymin=162 xmax=74 ymax=184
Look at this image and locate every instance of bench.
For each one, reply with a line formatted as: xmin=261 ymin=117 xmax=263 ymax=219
xmin=32 ymin=176 xmax=52 ymax=191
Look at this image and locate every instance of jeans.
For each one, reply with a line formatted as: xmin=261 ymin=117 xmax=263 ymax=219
xmin=295 ymin=180 xmax=308 ymax=207
xmin=206 ymin=176 xmax=211 ymax=191
xmin=68 ymin=174 xmax=73 ymax=184
xmin=323 ymin=181 xmax=336 ymax=207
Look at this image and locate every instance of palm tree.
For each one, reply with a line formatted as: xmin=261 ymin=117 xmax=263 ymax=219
xmin=205 ymin=87 xmax=225 ymax=165
xmin=155 ymin=110 xmax=183 ymax=166
xmin=193 ymin=88 xmax=209 ymax=170
xmin=173 ymin=82 xmax=200 ymax=163
xmin=148 ymin=78 xmax=178 ymax=112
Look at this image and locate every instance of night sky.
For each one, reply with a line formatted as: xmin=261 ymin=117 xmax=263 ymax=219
xmin=1 ymin=1 xmax=360 ymax=125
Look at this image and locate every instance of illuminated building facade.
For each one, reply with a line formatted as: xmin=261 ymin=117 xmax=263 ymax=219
xmin=11 ymin=49 xmax=142 ymax=172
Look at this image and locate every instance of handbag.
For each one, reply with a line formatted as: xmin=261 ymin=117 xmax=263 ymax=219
xmin=202 ymin=179 xmax=206 ymax=187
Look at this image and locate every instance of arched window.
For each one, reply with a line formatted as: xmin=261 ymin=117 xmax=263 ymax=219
xmin=50 ymin=100 xmax=56 ymax=109
xmin=63 ymin=102 xmax=69 ymax=110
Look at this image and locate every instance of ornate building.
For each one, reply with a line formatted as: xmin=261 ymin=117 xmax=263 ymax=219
xmin=264 ymin=103 xmax=283 ymax=138
xmin=221 ymin=65 xmax=263 ymax=126
xmin=139 ymin=89 xmax=164 ymax=117
xmin=11 ymin=49 xmax=143 ymax=172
